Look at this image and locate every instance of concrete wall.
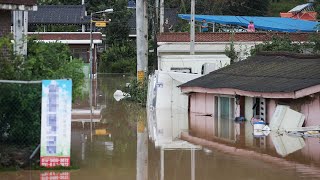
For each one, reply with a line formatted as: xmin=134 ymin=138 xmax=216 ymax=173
xmin=158 ymin=42 xmax=255 ymax=62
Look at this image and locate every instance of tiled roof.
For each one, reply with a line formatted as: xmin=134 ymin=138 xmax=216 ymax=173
xmin=28 ymin=5 xmax=89 ymax=24
xmin=180 ymin=52 xmax=320 ymax=93
xmin=0 ymin=0 xmax=36 ymax=6
xmin=157 ymin=32 xmax=311 ymax=42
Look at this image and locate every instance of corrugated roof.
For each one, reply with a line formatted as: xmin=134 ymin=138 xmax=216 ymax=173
xmin=28 ymin=5 xmax=89 ymax=24
xmin=180 ymin=52 xmax=320 ymax=93
xmin=289 ymin=3 xmax=313 ymax=13
xmin=178 ymin=14 xmax=320 ymax=32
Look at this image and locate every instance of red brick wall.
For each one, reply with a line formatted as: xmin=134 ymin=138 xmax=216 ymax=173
xmin=29 ymin=33 xmax=103 ymax=41
xmin=0 ymin=10 xmax=11 ymax=37
xmin=0 ymin=0 xmax=36 ymax=6
xmin=157 ymin=32 xmax=311 ymax=42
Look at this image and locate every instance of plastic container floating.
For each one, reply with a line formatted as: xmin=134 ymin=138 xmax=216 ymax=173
xmin=254 ymin=121 xmax=266 ymax=131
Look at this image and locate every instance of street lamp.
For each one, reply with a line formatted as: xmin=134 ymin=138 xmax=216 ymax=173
xmin=89 ymin=8 xmax=113 ymax=141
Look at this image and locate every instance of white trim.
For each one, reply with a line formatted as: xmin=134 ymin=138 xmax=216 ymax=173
xmin=35 ymin=40 xmax=102 ymax=44
xmin=28 ymin=32 xmax=102 ymax=35
xmin=0 ymin=4 xmax=37 ymax=11
xmin=157 ymin=41 xmax=264 ymax=45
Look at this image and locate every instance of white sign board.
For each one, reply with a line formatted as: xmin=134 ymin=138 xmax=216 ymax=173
xmin=40 ymin=79 xmax=72 ymax=167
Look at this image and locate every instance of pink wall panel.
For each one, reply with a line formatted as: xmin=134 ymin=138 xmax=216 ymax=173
xmin=189 ymin=112 xmax=196 ymax=132
xmin=190 ymin=94 xmax=197 ymax=113
xmin=205 ymin=116 xmax=214 ymax=138
xmin=195 ymin=93 xmax=206 ymax=114
xmin=301 ymin=96 xmax=320 ymax=126
xmin=267 ymin=99 xmax=277 ymax=124
xmin=195 ymin=115 xmax=206 ymax=138
xmin=301 ymin=138 xmax=320 ymax=162
xmin=205 ymin=94 xmax=214 ymax=115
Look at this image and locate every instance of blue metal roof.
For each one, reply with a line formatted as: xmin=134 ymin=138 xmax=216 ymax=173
xmin=178 ymin=14 xmax=319 ymax=32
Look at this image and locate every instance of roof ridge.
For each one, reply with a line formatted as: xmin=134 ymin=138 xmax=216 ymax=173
xmin=256 ymin=51 xmax=320 ymax=59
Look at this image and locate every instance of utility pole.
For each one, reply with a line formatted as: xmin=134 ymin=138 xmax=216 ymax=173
xmin=153 ymin=0 xmax=159 ymax=70
xmin=159 ymin=0 xmax=164 ymax=33
xmin=13 ymin=10 xmax=28 ymax=56
xmin=190 ymin=0 xmax=195 ymax=55
xmin=136 ymin=0 xmax=148 ymax=82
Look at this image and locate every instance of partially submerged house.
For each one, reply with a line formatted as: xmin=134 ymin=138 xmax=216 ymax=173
xmin=176 ymin=52 xmax=320 ymax=166
xmin=180 ymin=52 xmax=320 ymax=138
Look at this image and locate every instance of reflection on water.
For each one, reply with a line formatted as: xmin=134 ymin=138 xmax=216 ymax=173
xmin=1 ymin=74 xmax=320 ymax=179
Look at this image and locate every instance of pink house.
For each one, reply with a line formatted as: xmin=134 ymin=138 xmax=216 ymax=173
xmin=181 ymin=52 xmax=320 ymax=127
xmin=180 ymin=52 xmax=319 ymax=143
xmin=178 ymin=52 xmax=320 ymax=168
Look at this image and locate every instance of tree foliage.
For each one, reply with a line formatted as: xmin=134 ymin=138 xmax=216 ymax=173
xmin=0 ymin=36 xmax=85 ymax=145
xmin=250 ymin=34 xmax=320 ymax=56
xmin=99 ymin=41 xmax=136 ymax=73
xmin=103 ymin=0 xmax=132 ymax=44
xmin=250 ymin=35 xmax=303 ymax=55
xmin=165 ymin=0 xmax=270 ymax=16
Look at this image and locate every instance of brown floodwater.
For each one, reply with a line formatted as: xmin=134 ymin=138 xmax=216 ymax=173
xmin=1 ymin=74 xmax=320 ymax=180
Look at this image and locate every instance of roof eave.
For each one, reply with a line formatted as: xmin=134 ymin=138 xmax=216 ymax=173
xmin=180 ymin=86 xmax=320 ymax=99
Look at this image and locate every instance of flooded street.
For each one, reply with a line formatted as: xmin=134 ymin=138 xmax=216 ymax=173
xmin=1 ymin=74 xmax=320 ymax=180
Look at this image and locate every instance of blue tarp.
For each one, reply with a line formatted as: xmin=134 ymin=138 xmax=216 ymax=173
xmin=178 ymin=14 xmax=319 ymax=32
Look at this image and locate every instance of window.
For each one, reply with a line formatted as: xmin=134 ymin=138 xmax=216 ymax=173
xmin=71 ymin=48 xmax=88 ymax=62
xmin=214 ymin=96 xmax=235 ymax=141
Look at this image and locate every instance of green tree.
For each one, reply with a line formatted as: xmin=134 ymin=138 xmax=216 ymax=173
xmin=250 ymin=35 xmax=303 ymax=55
xmin=0 ymin=36 xmax=85 ymax=145
xmin=103 ymin=0 xmax=132 ymax=44
xmin=99 ymin=41 xmax=136 ymax=73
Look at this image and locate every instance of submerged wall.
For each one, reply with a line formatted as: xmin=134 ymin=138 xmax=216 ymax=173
xmin=266 ymin=95 xmax=320 ymax=126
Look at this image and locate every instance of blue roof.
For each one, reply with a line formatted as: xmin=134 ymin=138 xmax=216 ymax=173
xmin=178 ymin=14 xmax=319 ymax=32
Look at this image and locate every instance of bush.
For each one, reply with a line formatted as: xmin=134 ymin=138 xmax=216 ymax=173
xmin=250 ymin=35 xmax=303 ymax=55
xmin=123 ymin=78 xmax=147 ymax=106
xmin=0 ymin=37 xmax=85 ymax=146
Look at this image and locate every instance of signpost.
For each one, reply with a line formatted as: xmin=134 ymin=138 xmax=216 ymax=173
xmin=94 ymin=21 xmax=107 ymax=27
xmin=40 ymin=79 xmax=72 ymax=167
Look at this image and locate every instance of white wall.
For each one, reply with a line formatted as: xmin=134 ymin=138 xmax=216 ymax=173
xmin=159 ymin=54 xmax=230 ymax=74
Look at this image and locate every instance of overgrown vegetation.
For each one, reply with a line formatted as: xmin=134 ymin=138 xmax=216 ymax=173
xmin=122 ymin=78 xmax=148 ymax=106
xmin=251 ymin=35 xmax=303 ymax=55
xmin=225 ymin=33 xmax=237 ymax=64
xmin=250 ymin=34 xmax=320 ymax=56
xmin=0 ymin=36 xmax=84 ymax=147
xmin=99 ymin=41 xmax=136 ymax=73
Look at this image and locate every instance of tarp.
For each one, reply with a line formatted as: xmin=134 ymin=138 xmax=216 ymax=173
xmin=178 ymin=14 xmax=320 ymax=32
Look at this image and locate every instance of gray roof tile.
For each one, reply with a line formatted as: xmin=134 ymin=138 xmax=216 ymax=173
xmin=28 ymin=5 xmax=89 ymax=24
xmin=180 ymin=52 xmax=320 ymax=93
